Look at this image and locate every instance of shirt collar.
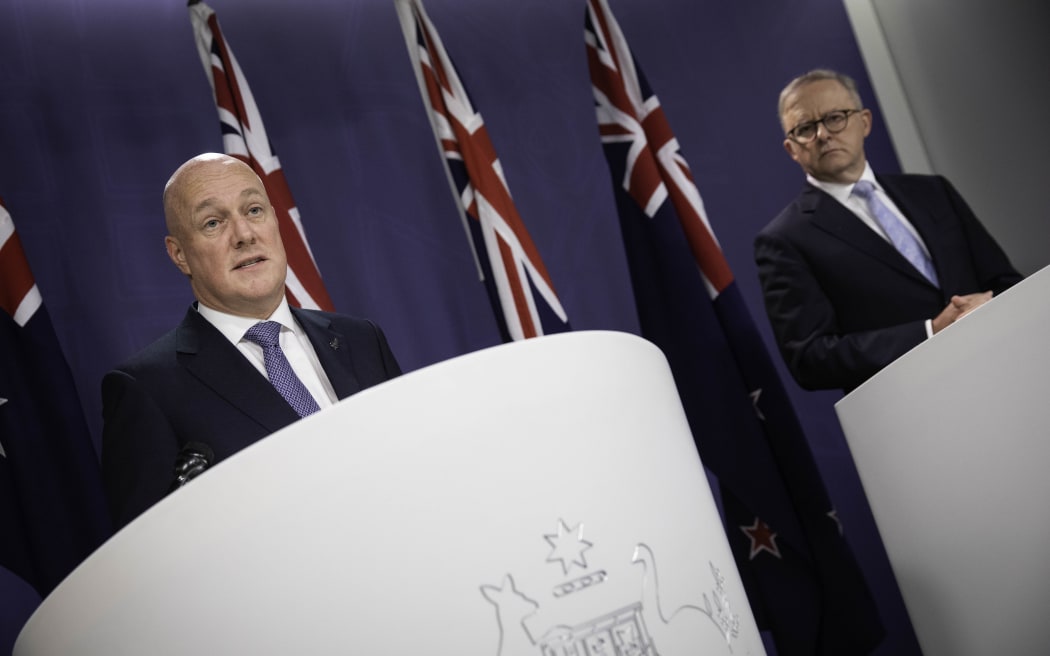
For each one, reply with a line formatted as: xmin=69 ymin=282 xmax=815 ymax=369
xmin=196 ymin=298 xmax=298 ymax=345
xmin=806 ymin=161 xmax=879 ymax=205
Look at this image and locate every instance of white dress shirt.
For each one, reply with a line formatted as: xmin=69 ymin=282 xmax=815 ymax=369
xmin=196 ymin=299 xmax=338 ymax=408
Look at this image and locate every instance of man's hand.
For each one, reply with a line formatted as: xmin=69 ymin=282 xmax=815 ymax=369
xmin=931 ymin=291 xmax=994 ymax=334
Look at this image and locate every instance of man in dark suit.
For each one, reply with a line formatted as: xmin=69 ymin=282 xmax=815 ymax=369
xmin=102 ymin=153 xmax=401 ymax=529
xmin=754 ymin=69 xmax=1021 ymax=393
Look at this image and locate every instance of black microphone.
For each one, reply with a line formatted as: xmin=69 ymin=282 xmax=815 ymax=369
xmin=168 ymin=442 xmax=214 ymax=493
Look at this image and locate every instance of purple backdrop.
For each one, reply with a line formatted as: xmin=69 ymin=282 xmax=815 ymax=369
xmin=1 ymin=0 xmax=919 ymax=652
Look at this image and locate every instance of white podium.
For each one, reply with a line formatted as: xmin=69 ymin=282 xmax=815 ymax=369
xmin=836 ymin=265 xmax=1050 ymax=655
xmin=16 ymin=331 xmax=764 ymax=655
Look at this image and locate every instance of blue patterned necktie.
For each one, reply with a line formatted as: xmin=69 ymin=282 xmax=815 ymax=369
xmin=244 ymin=321 xmax=321 ymax=418
xmin=852 ymin=180 xmax=939 ymax=286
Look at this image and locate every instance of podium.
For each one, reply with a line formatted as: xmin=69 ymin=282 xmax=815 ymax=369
xmin=836 ymin=266 xmax=1050 ymax=655
xmin=16 ymin=331 xmax=764 ymax=655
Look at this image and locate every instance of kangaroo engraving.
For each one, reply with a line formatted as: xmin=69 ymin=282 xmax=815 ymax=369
xmin=481 ymin=574 xmax=539 ymax=655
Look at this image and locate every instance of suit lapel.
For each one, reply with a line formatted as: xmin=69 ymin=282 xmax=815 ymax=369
xmin=292 ymin=308 xmax=363 ymax=401
xmin=877 ymin=175 xmax=947 ymax=285
xmin=803 ymin=184 xmax=934 ymax=287
xmin=176 ymin=308 xmax=299 ymax=432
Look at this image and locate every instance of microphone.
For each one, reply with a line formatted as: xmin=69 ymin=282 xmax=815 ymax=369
xmin=168 ymin=442 xmax=214 ymax=493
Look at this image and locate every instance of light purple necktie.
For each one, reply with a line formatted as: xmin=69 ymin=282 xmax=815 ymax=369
xmin=244 ymin=321 xmax=321 ymax=418
xmin=852 ymin=180 xmax=939 ymax=286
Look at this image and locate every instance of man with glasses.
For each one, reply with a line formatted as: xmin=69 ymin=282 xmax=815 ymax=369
xmin=754 ymin=69 xmax=1021 ymax=393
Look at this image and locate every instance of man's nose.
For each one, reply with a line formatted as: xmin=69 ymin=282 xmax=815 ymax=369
xmin=230 ymin=216 xmax=257 ymax=246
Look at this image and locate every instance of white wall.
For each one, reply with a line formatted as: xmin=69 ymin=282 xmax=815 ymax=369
xmin=845 ymin=0 xmax=1049 ymax=276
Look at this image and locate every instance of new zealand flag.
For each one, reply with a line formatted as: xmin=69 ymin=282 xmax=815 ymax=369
xmin=585 ymin=1 xmax=884 ymax=653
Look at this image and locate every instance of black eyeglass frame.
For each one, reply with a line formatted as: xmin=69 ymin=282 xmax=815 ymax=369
xmin=786 ymin=109 xmax=863 ymax=144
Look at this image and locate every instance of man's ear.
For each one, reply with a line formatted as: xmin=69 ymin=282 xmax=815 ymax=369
xmin=783 ymin=138 xmax=801 ymax=164
xmin=165 ymin=235 xmax=191 ymax=276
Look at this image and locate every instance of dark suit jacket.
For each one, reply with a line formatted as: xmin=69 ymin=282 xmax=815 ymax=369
xmin=754 ymin=173 xmax=1022 ymax=393
xmin=101 ymin=305 xmax=402 ymax=529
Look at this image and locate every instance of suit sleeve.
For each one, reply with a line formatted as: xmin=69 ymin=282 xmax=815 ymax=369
xmin=101 ymin=369 xmax=181 ymax=530
xmin=754 ymin=229 xmax=926 ymax=391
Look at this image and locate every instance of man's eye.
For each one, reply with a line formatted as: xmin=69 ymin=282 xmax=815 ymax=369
xmin=203 ymin=219 xmax=220 ymax=230
xmin=795 ymin=123 xmax=816 ymax=137
xmin=824 ymin=111 xmax=847 ymax=126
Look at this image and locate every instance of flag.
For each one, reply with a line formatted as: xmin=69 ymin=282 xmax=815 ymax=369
xmin=585 ymin=1 xmax=884 ymax=653
xmin=189 ymin=0 xmax=334 ymax=312
xmin=0 ymin=199 xmax=111 ymax=621
xmin=394 ymin=0 xmax=570 ymax=341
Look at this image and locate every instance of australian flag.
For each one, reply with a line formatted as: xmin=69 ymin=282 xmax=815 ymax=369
xmin=395 ymin=0 xmax=570 ymax=341
xmin=0 ymin=199 xmax=111 ymax=647
xmin=585 ymin=1 xmax=884 ymax=653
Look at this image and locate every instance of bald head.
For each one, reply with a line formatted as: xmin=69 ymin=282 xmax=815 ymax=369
xmin=163 ymin=153 xmax=262 ymax=238
xmin=162 ymin=152 xmax=288 ymax=318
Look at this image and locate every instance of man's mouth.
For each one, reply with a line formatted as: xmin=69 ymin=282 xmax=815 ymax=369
xmin=234 ymin=257 xmax=265 ymax=270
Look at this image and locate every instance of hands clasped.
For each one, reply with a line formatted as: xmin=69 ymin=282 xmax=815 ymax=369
xmin=932 ymin=291 xmax=994 ymax=334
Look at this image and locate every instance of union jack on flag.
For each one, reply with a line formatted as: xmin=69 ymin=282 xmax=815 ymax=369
xmin=394 ymin=0 xmax=570 ymax=342
xmin=189 ymin=0 xmax=334 ymax=312
xmin=586 ymin=0 xmax=884 ymax=653
xmin=586 ymin=0 xmax=732 ymax=301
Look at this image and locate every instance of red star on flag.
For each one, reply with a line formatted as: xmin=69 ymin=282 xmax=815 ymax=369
xmin=741 ymin=517 xmax=782 ymax=560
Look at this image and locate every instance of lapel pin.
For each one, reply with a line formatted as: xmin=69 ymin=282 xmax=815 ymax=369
xmin=329 ymin=338 xmax=340 ymax=351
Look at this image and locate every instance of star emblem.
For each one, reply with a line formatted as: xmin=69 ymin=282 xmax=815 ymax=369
xmin=544 ymin=519 xmax=593 ymax=575
xmin=740 ymin=517 xmax=781 ymax=560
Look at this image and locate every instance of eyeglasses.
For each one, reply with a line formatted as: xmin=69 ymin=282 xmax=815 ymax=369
xmin=786 ymin=109 xmax=862 ymax=144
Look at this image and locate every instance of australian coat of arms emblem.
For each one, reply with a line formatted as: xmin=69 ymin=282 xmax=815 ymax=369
xmin=481 ymin=519 xmax=742 ymax=655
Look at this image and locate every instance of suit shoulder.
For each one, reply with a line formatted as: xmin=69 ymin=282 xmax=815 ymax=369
xmin=109 ymin=305 xmax=210 ymax=373
xmin=295 ymin=308 xmax=386 ymax=338
xmin=110 ymin=327 xmax=180 ymax=375
xmin=877 ymin=172 xmax=950 ymax=192
xmin=757 ymin=186 xmax=820 ymax=240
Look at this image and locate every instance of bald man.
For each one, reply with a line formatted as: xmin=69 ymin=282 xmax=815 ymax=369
xmin=101 ymin=153 xmax=401 ymax=528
